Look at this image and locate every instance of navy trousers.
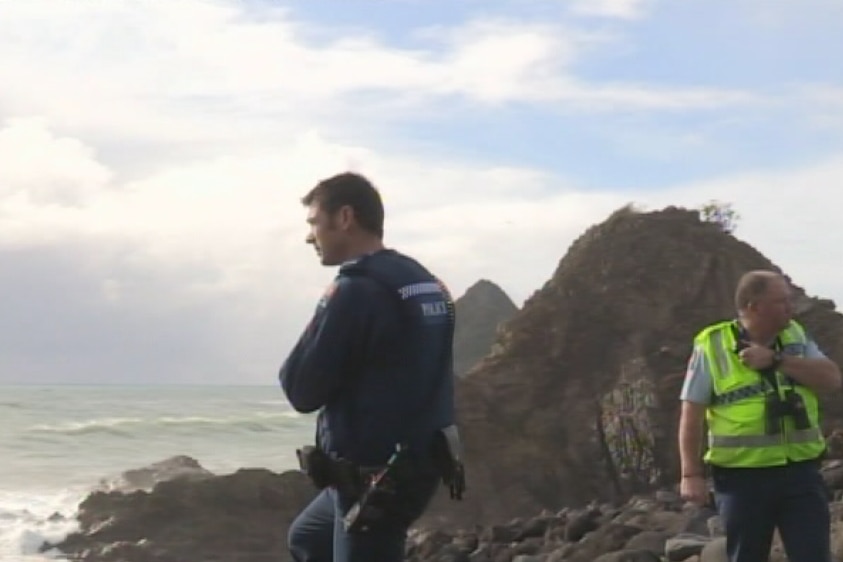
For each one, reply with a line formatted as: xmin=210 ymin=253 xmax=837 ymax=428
xmin=712 ymin=460 xmax=831 ymax=562
xmin=287 ymin=470 xmax=439 ymax=562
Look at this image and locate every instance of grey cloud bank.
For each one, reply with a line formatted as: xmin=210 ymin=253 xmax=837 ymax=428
xmin=0 ymin=238 xmax=306 ymax=385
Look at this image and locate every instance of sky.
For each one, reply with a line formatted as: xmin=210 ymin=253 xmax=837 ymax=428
xmin=1 ymin=0 xmax=842 ymax=385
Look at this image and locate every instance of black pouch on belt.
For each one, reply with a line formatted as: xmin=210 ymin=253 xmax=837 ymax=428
xmin=296 ymin=445 xmax=334 ymax=489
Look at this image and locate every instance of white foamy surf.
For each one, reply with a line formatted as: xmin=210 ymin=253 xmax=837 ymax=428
xmin=0 ymin=385 xmax=313 ymax=561
xmin=0 ymin=489 xmax=83 ymax=562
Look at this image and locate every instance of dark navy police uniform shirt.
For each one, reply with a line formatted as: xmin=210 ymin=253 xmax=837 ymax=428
xmin=279 ymin=249 xmax=455 ymax=466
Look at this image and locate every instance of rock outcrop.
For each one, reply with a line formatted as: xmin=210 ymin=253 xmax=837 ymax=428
xmin=47 ymin=457 xmax=316 ymax=562
xmin=48 ymin=456 xmax=843 ymax=562
xmin=453 ymin=279 xmax=518 ymax=376
xmin=95 ymin=455 xmax=214 ymax=493
xmin=452 ymin=205 xmax=843 ymax=525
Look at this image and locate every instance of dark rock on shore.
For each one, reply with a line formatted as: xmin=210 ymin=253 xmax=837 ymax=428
xmin=96 ymin=455 xmax=214 ymax=493
xmin=46 ymin=460 xmax=316 ymax=562
xmin=47 ymin=455 xmax=843 ymax=562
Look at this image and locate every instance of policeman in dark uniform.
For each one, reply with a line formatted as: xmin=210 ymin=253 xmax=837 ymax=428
xmin=279 ymin=172 xmax=460 ymax=562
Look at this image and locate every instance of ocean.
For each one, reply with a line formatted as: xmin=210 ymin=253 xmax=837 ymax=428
xmin=0 ymin=385 xmax=315 ymax=562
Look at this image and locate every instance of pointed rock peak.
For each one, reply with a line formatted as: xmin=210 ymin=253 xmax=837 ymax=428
xmin=456 ymin=279 xmax=517 ymax=311
xmin=465 ymin=278 xmax=504 ymax=292
xmin=452 ymin=279 xmax=518 ymax=377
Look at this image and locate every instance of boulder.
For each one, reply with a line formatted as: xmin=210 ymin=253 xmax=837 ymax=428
xmin=48 ymin=457 xmax=316 ymax=562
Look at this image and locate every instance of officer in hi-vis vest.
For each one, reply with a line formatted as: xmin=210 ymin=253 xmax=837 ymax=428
xmin=678 ymin=270 xmax=841 ymax=562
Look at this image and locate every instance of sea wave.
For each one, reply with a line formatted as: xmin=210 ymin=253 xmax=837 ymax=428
xmin=0 ymin=489 xmax=83 ymax=561
xmin=27 ymin=411 xmax=304 ymax=437
xmin=0 ymin=401 xmax=25 ymax=409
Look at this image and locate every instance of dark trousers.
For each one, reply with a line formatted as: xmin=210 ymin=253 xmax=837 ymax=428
xmin=287 ymin=470 xmax=439 ymax=562
xmin=712 ymin=460 xmax=831 ymax=562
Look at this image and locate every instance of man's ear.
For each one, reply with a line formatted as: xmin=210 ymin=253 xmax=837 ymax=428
xmin=336 ymin=205 xmax=355 ymax=230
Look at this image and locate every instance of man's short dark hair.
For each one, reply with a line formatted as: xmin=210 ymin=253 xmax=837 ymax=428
xmin=301 ymin=172 xmax=384 ymax=238
xmin=735 ymin=270 xmax=779 ymax=310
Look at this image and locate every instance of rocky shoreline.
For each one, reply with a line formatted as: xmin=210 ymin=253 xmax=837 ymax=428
xmin=41 ymin=456 xmax=843 ymax=562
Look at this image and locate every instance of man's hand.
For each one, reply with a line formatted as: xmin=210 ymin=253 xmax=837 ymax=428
xmin=679 ymin=475 xmax=708 ymax=506
xmin=738 ymin=342 xmax=775 ymax=370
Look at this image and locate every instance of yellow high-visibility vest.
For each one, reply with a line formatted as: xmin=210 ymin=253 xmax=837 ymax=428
xmin=695 ymin=319 xmax=825 ymax=467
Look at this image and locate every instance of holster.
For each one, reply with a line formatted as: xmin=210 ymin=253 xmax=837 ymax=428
xmin=295 ymin=446 xmax=364 ymax=497
xmin=430 ymin=424 xmax=466 ymax=500
xmin=297 ymin=424 xmax=468 ymax=537
xmin=342 ymin=450 xmax=405 ymax=533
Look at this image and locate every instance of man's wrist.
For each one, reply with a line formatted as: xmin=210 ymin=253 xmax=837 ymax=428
xmin=681 ymin=467 xmax=704 ymax=478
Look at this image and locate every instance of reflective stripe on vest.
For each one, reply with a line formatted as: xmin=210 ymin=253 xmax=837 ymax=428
xmin=709 ymin=427 xmax=823 ymax=448
xmin=708 ymin=329 xmax=731 ymax=379
xmin=710 ymin=381 xmax=768 ymax=406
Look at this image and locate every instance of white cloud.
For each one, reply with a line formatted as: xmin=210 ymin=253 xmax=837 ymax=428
xmin=793 ymin=85 xmax=843 ymax=131
xmin=0 ymin=0 xmax=758 ymax=152
xmin=801 ymin=85 xmax=843 ymax=107
xmin=570 ymin=0 xmax=654 ymax=20
xmin=0 ymin=118 xmax=112 ymax=207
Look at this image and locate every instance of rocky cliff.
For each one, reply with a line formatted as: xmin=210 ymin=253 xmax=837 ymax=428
xmin=452 ymin=205 xmax=843 ymax=524
xmin=453 ymin=280 xmax=518 ymax=377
